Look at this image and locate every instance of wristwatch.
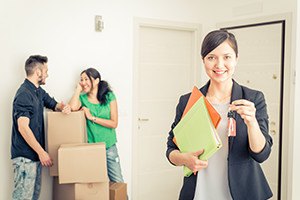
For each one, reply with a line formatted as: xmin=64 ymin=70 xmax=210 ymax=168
xmin=92 ymin=116 xmax=96 ymax=123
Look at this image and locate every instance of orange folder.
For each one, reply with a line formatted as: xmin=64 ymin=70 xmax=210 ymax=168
xmin=173 ymin=86 xmax=221 ymax=145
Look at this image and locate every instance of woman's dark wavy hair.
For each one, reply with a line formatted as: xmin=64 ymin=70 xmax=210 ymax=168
xmin=201 ymin=29 xmax=238 ymax=59
xmin=81 ymin=68 xmax=112 ymax=105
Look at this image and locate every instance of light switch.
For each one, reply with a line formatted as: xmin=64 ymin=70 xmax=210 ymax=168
xmin=95 ymin=15 xmax=104 ymax=32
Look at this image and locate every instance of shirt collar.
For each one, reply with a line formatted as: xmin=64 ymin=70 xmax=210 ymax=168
xmin=24 ymin=78 xmax=40 ymax=93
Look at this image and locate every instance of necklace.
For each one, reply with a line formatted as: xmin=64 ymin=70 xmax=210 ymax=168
xmin=206 ymin=92 xmax=231 ymax=104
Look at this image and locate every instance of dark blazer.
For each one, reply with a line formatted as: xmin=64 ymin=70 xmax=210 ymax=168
xmin=166 ymin=80 xmax=273 ymax=200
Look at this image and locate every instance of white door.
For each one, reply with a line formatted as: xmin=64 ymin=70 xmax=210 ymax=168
xmin=220 ymin=22 xmax=284 ymax=200
xmin=133 ymin=19 xmax=200 ymax=200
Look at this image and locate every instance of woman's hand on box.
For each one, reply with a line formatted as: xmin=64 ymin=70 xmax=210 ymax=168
xmin=81 ymin=107 xmax=93 ymax=120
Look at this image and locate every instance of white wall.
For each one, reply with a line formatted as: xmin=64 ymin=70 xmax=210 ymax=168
xmin=1 ymin=0 xmax=298 ymax=199
xmin=0 ymin=1 xmax=133 ymax=199
xmin=0 ymin=0 xmax=205 ymax=199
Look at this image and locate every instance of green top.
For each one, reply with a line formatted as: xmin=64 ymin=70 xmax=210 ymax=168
xmin=79 ymin=92 xmax=117 ymax=148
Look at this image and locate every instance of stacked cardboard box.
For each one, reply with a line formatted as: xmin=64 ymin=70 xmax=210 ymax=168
xmin=47 ymin=111 xmax=109 ymax=200
xmin=109 ymin=182 xmax=127 ymax=200
xmin=53 ymin=177 xmax=109 ymax=200
xmin=47 ymin=111 xmax=87 ymax=176
xmin=58 ymin=143 xmax=108 ymax=184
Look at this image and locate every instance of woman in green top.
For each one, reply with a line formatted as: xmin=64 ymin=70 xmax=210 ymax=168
xmin=69 ymin=67 xmax=124 ymax=183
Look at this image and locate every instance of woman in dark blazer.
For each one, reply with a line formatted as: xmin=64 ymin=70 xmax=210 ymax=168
xmin=166 ymin=30 xmax=273 ymax=200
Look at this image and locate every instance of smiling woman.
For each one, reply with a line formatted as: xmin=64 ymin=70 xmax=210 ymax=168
xmin=203 ymin=42 xmax=237 ymax=84
xmin=68 ymin=67 xmax=125 ymax=183
xmin=166 ymin=30 xmax=273 ymax=200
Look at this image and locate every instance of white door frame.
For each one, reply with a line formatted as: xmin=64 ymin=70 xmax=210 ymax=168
xmin=132 ymin=17 xmax=201 ymax=199
xmin=217 ymin=13 xmax=293 ymax=200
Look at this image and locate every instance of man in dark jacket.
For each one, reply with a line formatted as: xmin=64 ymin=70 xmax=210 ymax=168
xmin=11 ymin=55 xmax=70 ymax=200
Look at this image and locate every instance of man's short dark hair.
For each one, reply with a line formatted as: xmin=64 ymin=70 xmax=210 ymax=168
xmin=25 ymin=55 xmax=48 ymax=76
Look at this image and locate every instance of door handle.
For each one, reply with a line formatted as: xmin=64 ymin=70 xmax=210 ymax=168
xmin=138 ymin=118 xmax=149 ymax=122
xmin=270 ymin=130 xmax=276 ymax=135
xmin=270 ymin=121 xmax=276 ymax=135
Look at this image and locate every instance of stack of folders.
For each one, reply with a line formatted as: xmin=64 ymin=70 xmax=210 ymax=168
xmin=173 ymin=86 xmax=222 ymax=177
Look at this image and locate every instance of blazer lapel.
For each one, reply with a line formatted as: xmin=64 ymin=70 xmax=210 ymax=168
xmin=200 ymin=80 xmax=210 ymax=96
xmin=229 ymin=80 xmax=245 ymax=153
xmin=231 ymin=80 xmax=243 ymax=103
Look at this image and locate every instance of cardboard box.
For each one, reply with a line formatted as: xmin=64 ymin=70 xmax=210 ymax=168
xmin=53 ymin=177 xmax=109 ymax=200
xmin=53 ymin=177 xmax=75 ymax=200
xmin=58 ymin=143 xmax=108 ymax=184
xmin=109 ymin=182 xmax=127 ymax=200
xmin=47 ymin=111 xmax=87 ymax=176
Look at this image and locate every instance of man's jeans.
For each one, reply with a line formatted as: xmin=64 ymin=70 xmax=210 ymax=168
xmin=106 ymin=144 xmax=124 ymax=182
xmin=12 ymin=157 xmax=41 ymax=200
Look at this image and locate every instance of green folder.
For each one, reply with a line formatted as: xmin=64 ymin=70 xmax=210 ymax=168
xmin=173 ymin=97 xmax=222 ymax=177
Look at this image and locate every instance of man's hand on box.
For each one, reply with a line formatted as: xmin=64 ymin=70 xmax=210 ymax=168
xmin=62 ymin=104 xmax=71 ymax=114
xmin=38 ymin=150 xmax=53 ymax=167
xmin=56 ymin=101 xmax=71 ymax=114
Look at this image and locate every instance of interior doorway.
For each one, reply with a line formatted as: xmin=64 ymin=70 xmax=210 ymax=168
xmin=218 ymin=13 xmax=292 ymax=200
xmin=132 ymin=18 xmax=201 ymax=200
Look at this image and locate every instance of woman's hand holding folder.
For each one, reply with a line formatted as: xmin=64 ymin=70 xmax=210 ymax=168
xmin=170 ymin=149 xmax=208 ymax=173
xmin=183 ymin=149 xmax=208 ymax=173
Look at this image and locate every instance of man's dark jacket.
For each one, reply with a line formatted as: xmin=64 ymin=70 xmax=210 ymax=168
xmin=11 ymin=79 xmax=57 ymax=161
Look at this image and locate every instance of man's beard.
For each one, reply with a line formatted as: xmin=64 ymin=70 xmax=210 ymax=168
xmin=38 ymin=75 xmax=46 ymax=85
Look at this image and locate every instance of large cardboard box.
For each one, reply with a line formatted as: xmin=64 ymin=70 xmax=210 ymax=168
xmin=47 ymin=111 xmax=87 ymax=176
xmin=53 ymin=177 xmax=109 ymax=200
xmin=58 ymin=143 xmax=108 ymax=184
xmin=109 ymin=182 xmax=127 ymax=200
